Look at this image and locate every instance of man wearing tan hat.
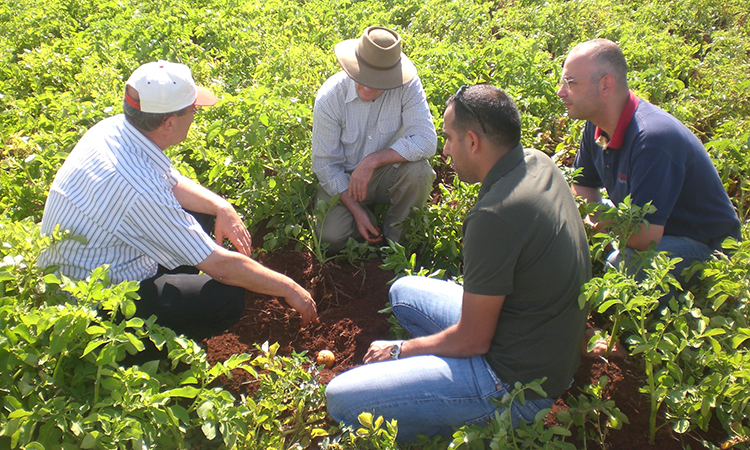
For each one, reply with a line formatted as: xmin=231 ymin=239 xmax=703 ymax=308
xmin=39 ymin=61 xmax=317 ymax=353
xmin=312 ymin=26 xmax=437 ymax=254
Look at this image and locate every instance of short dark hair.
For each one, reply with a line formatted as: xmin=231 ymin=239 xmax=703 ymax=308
xmin=447 ymin=84 xmax=521 ymax=150
xmin=122 ymin=99 xmax=190 ymax=132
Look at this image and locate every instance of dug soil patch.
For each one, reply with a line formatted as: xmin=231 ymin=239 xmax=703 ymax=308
xmin=204 ymin=249 xmax=725 ymax=449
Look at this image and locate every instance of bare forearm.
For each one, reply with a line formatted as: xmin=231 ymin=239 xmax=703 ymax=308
xmin=339 ymin=189 xmax=382 ymax=243
xmin=173 ymin=175 xmax=253 ymax=255
xmin=198 ymin=249 xmax=296 ymax=296
xmin=401 ymin=325 xmax=488 ymax=359
xmin=571 ymin=184 xmax=602 ymax=204
xmin=339 ymin=189 xmax=367 ymax=217
xmin=626 ymin=223 xmax=664 ymax=251
xmin=365 ymin=292 xmax=502 ymax=363
xmin=348 ymin=149 xmax=408 ymax=203
xmin=197 ymin=248 xmax=317 ymax=325
xmin=173 ymin=175 xmax=230 ymax=215
xmin=361 ymin=148 xmax=408 ymax=170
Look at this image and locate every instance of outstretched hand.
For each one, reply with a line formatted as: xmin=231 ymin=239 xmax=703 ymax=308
xmin=354 ymin=213 xmax=383 ymax=244
xmin=363 ymin=340 xmax=401 ymax=364
xmin=340 ymin=189 xmax=383 ymax=244
xmin=285 ymin=285 xmax=319 ymax=327
xmin=214 ymin=205 xmax=253 ymax=256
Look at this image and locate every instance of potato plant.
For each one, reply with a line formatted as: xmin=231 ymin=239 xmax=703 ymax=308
xmin=2 ymin=0 xmax=750 ymax=447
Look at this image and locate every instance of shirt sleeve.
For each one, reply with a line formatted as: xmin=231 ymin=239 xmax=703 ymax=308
xmin=165 ymin=166 xmax=181 ymax=189
xmin=572 ymin=122 xmax=603 ymax=188
xmin=311 ymin=85 xmax=351 ymax=197
xmin=388 ymin=76 xmax=438 ymax=162
xmin=462 ymin=209 xmax=519 ymax=297
xmin=117 ymin=184 xmax=219 ymax=270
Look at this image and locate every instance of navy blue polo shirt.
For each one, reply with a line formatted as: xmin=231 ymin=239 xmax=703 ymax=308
xmin=574 ymin=92 xmax=741 ymax=245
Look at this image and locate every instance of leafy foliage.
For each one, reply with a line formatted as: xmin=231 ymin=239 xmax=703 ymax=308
xmin=0 ymin=220 xmax=328 ymax=449
xmin=1 ymin=0 xmax=750 ymax=447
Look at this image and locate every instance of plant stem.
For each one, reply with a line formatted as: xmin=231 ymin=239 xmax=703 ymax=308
xmin=606 ymin=315 xmax=621 ymax=357
xmin=94 ymin=364 xmax=101 ymax=406
xmin=646 ymin=359 xmax=657 ymax=444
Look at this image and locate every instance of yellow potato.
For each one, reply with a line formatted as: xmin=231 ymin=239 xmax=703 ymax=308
xmin=316 ymin=350 xmax=335 ymax=368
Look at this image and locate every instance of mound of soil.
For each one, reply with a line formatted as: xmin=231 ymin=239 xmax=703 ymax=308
xmin=204 ymin=249 xmax=726 ymax=449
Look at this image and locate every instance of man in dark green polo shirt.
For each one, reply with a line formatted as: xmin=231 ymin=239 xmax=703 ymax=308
xmin=325 ymin=84 xmax=591 ymax=442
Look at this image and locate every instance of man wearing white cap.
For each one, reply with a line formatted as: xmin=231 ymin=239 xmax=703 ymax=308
xmin=312 ymin=26 xmax=438 ymax=254
xmin=39 ymin=61 xmax=317 ymax=348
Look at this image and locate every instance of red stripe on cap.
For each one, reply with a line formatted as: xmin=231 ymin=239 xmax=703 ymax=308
xmin=124 ymin=91 xmax=141 ymax=110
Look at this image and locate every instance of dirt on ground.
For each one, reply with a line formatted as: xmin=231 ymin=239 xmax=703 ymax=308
xmin=203 ymin=249 xmax=727 ymax=449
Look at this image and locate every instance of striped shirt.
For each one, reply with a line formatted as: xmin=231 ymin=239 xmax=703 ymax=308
xmin=311 ymin=71 xmax=437 ymax=196
xmin=38 ymin=114 xmax=219 ymax=284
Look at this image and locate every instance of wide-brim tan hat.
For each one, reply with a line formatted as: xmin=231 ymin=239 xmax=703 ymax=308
xmin=334 ymin=26 xmax=417 ymax=90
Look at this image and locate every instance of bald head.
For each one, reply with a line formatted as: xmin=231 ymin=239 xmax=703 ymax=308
xmin=567 ymin=39 xmax=628 ymax=92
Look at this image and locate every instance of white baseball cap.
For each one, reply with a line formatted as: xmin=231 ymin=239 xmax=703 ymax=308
xmin=124 ymin=60 xmax=217 ymax=113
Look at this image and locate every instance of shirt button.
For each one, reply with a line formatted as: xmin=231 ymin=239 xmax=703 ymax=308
xmin=367 ymin=135 xmax=372 ymax=140
xmin=606 ymin=165 xmax=610 ymax=169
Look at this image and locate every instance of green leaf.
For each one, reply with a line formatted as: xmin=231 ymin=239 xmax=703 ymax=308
xmin=197 ymin=401 xmax=214 ymax=419
xmin=86 ymin=325 xmax=106 ymax=336
xmin=206 ymin=120 xmax=224 ymax=142
xmin=80 ymin=433 xmax=98 ymax=449
xmin=201 ymin=421 xmax=217 ymax=440
xmin=100 ymin=377 xmax=120 ymax=391
xmin=125 ymin=334 xmax=145 ymax=352
xmin=82 ymin=340 xmax=105 ymax=357
xmin=165 ymin=386 xmax=201 ymax=399
xmin=673 ymin=418 xmax=690 ymax=433
xmin=169 ymin=405 xmax=191 ymax=425
xmin=732 ymin=334 xmax=750 ymax=349
xmin=7 ymin=409 xmax=32 ymax=419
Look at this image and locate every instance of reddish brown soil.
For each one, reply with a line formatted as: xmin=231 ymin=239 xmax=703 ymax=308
xmin=203 ymin=248 xmax=728 ymax=449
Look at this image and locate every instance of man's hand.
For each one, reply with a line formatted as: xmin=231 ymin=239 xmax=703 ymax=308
xmin=340 ymin=189 xmax=383 ymax=244
xmin=215 ymin=204 xmax=253 ymax=256
xmin=353 ymin=210 xmax=383 ymax=244
xmin=285 ymin=285 xmax=319 ymax=327
xmin=348 ymin=158 xmax=375 ymax=202
xmin=348 ymin=149 xmax=408 ymax=202
xmin=364 ymin=340 xmax=403 ymax=364
xmin=172 ymin=176 xmax=253 ymax=255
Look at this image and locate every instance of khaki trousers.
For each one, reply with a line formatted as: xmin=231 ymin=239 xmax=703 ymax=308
xmin=315 ymin=159 xmax=435 ymax=254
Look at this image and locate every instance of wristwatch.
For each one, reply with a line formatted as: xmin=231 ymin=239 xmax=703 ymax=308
xmin=389 ymin=340 xmax=404 ymax=360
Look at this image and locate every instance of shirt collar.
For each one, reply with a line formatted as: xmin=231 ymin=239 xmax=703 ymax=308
xmin=478 ymin=143 xmax=525 ymax=200
xmin=121 ymin=115 xmax=173 ymax=173
xmin=344 ymin=76 xmax=360 ymax=104
xmin=594 ymin=90 xmax=639 ymax=150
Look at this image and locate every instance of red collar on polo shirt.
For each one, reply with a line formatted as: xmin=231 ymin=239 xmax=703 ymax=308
xmin=594 ymin=90 xmax=639 ymax=150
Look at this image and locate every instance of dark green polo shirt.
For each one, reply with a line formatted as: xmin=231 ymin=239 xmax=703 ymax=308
xmin=462 ymin=144 xmax=591 ymax=398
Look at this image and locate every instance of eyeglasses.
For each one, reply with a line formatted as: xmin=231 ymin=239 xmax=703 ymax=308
xmin=176 ymin=105 xmax=200 ymax=117
xmin=560 ymin=73 xmax=606 ymax=91
xmin=454 ymin=85 xmax=487 ymax=134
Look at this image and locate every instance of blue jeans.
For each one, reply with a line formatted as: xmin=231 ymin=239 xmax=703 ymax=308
xmin=606 ymin=235 xmax=725 ymax=308
xmin=607 ymin=235 xmax=717 ymax=279
xmin=325 ymin=276 xmax=554 ymax=443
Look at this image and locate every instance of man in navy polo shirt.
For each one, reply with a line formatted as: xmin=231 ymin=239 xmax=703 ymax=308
xmin=558 ymin=39 xmax=741 ymax=300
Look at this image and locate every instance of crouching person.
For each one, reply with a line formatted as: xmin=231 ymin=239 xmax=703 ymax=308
xmin=325 ymin=85 xmax=591 ymax=442
xmin=39 ymin=61 xmax=317 ymax=348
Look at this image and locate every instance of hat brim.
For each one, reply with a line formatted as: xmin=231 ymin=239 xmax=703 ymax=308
xmin=335 ymin=39 xmax=417 ymax=90
xmin=195 ymin=86 xmax=218 ymax=107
